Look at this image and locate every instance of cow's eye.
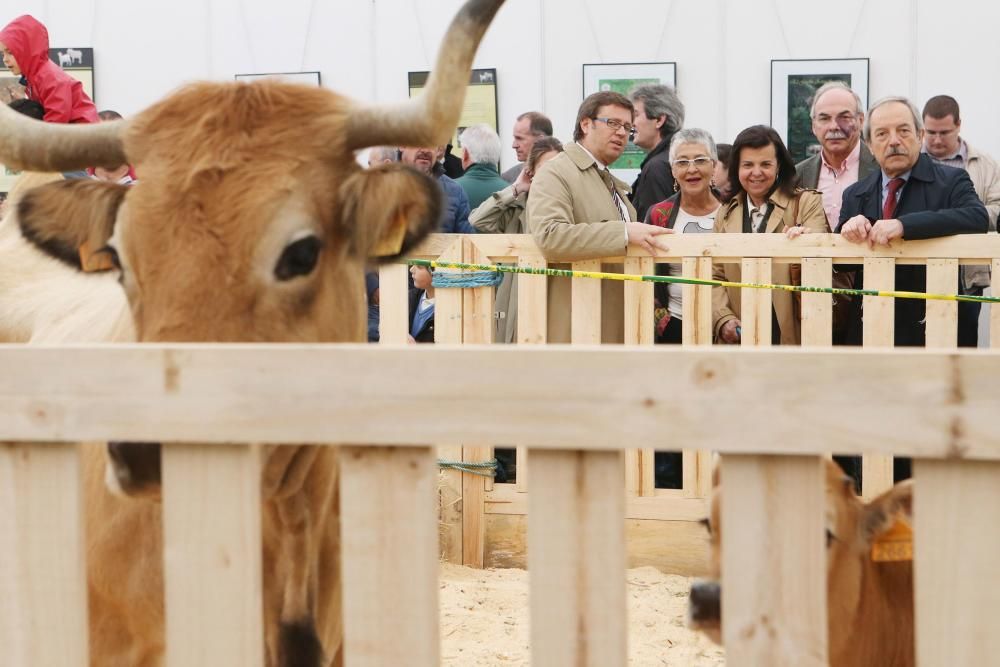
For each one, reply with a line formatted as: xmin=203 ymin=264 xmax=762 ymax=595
xmin=274 ymin=235 xmax=322 ymax=281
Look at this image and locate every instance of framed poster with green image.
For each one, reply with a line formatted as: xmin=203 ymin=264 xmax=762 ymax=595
xmin=582 ymin=62 xmax=677 ymax=183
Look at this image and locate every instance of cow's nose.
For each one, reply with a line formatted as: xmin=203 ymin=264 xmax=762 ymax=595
xmin=689 ymin=580 xmax=721 ymax=622
xmin=107 ymin=441 xmax=163 ymax=495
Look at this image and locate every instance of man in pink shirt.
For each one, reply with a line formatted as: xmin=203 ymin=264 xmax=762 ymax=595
xmin=795 ymin=81 xmax=878 ymax=223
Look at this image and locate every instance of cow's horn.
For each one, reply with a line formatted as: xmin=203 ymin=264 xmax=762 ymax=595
xmin=0 ymin=103 xmax=128 ymax=172
xmin=344 ymin=0 xmax=504 ymax=152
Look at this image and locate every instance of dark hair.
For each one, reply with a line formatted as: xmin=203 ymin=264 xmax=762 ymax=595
xmin=526 ymin=136 xmax=564 ymax=174
xmin=922 ymin=95 xmax=960 ymax=124
xmin=9 ymin=98 xmax=45 ymax=120
xmin=716 ymin=143 xmax=732 ymax=168
xmin=728 ymin=125 xmax=798 ymax=200
xmin=573 ymin=91 xmax=634 ymax=142
xmin=98 ymin=109 xmax=124 ymax=121
xmin=517 ymin=111 xmax=553 ymax=137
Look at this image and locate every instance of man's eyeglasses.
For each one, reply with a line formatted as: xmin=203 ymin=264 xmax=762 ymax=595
xmin=594 ymin=117 xmax=636 ymax=138
xmin=671 ymin=157 xmax=714 ymax=169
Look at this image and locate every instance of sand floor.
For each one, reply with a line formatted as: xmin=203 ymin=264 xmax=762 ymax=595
xmin=440 ymin=563 xmax=725 ymax=666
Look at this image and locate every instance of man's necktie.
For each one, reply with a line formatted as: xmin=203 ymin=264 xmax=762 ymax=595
xmin=883 ymin=177 xmax=905 ymax=219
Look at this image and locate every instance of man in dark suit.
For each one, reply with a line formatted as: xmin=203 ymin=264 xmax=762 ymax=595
xmin=838 ymin=95 xmax=987 ymax=484
xmin=838 ymin=95 xmax=988 ymax=348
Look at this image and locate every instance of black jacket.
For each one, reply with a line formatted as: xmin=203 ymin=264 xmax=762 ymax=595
xmin=837 ymin=153 xmax=987 ymax=345
xmin=630 ymin=135 xmax=676 ymax=222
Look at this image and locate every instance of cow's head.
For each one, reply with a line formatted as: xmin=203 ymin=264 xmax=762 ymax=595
xmin=690 ymin=459 xmax=914 ymax=653
xmin=0 ymin=0 xmax=505 ymax=496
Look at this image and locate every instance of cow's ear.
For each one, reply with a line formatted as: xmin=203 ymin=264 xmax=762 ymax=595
xmin=337 ymin=164 xmax=442 ymax=263
xmin=16 ymin=179 xmax=128 ymax=272
xmin=861 ymin=480 xmax=913 ymax=544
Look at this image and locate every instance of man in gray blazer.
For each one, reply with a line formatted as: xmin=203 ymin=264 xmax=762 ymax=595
xmin=795 ymin=81 xmax=878 ymax=225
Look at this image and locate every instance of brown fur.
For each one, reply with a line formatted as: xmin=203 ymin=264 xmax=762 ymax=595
xmin=16 ymin=81 xmax=444 ymax=667
xmin=693 ymin=460 xmax=914 ymax=667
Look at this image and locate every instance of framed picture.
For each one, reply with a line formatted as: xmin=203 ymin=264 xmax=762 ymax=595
xmin=771 ymin=58 xmax=869 ymax=163
xmin=1 ymin=47 xmax=95 ymax=193
xmin=235 ymin=71 xmax=321 ymax=87
xmin=582 ymin=62 xmax=677 ymax=183
xmin=408 ymin=68 xmax=498 ymax=161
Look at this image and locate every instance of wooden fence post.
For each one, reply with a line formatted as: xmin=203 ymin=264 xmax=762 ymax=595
xmin=861 ymin=257 xmax=896 ymax=499
xmin=0 ymin=442 xmax=88 ymax=667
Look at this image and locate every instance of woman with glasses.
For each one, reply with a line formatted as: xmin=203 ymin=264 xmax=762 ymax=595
xmin=712 ymin=125 xmax=830 ymax=345
xmin=644 ymin=128 xmax=723 ymax=345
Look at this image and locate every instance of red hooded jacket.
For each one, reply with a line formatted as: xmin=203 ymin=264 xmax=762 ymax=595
xmin=0 ymin=15 xmax=98 ymax=124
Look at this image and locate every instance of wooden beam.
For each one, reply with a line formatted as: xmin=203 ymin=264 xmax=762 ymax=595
xmin=340 ymin=446 xmax=438 ymax=667
xmin=862 ymin=258 xmax=896 ymax=499
xmin=162 ymin=444 xmax=263 ymax=667
xmin=0 ymin=442 xmax=88 ymax=667
xmin=721 ymin=456 xmax=827 ymax=666
xmin=2 ymin=346 xmax=1000 ymax=460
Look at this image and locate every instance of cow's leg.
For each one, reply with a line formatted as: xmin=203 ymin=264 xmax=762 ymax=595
xmin=276 ymin=491 xmax=323 ymax=666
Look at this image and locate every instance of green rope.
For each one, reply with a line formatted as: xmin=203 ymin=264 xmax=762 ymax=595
xmin=438 ymin=458 xmax=498 ymax=476
xmin=432 ymin=270 xmax=503 ymax=289
xmin=406 ymin=258 xmax=1000 ymax=305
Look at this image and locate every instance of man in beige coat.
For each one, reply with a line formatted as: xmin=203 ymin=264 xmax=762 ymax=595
xmin=526 ymin=91 xmax=671 ymax=343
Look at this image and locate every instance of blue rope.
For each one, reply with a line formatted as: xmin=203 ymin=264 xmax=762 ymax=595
xmin=432 ymin=270 xmax=503 ymax=289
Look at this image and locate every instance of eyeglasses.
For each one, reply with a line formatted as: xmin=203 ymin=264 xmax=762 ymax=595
xmin=594 ymin=117 xmax=636 ymax=138
xmin=671 ymin=157 xmax=714 ymax=169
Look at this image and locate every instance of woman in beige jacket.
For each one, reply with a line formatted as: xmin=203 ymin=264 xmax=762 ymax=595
xmin=713 ymin=125 xmax=831 ymax=345
xmin=470 ymin=137 xmax=563 ymax=343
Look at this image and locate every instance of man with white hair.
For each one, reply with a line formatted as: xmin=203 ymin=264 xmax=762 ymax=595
xmin=455 ymin=124 xmax=509 ymax=208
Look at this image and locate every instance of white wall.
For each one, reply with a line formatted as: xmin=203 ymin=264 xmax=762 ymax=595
xmin=10 ymin=0 xmax=1000 ymax=168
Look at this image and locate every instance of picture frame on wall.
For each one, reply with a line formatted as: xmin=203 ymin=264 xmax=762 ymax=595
xmin=770 ymin=58 xmax=869 ymax=163
xmin=0 ymin=47 xmax=95 ymax=194
xmin=408 ymin=68 xmax=498 ymax=162
xmin=582 ymin=62 xmax=677 ymax=183
xmin=235 ymin=71 xmax=322 ymax=86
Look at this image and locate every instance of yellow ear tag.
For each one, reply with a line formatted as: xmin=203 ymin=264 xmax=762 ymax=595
xmin=871 ymin=518 xmax=913 ymax=562
xmin=371 ymin=212 xmax=409 ymax=257
xmin=78 ymin=240 xmax=115 ymax=273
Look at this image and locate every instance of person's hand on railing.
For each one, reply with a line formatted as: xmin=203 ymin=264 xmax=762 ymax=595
xmin=784 ymin=224 xmax=809 ymax=240
xmin=719 ymin=319 xmax=741 ymax=344
xmin=626 ymin=221 xmax=674 ymax=255
xmin=868 ymin=219 xmax=903 ymax=248
xmin=840 ymin=214 xmax=872 ymax=244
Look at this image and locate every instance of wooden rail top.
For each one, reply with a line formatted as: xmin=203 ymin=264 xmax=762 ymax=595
xmin=1 ymin=344 xmax=997 ymax=460
xmin=411 ymin=232 xmax=1000 ymax=263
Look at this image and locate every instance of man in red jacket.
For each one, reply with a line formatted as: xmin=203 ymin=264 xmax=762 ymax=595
xmin=0 ymin=14 xmax=98 ymax=124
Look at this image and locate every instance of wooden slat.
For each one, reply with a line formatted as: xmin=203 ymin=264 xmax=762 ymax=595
xmin=740 ymin=258 xmax=772 ymax=346
xmin=991 ymin=259 xmax=1000 ymax=349
xmin=5 ymin=346 xmax=1000 ymax=460
xmin=377 ymin=263 xmax=409 ymax=345
xmin=862 ymin=257 xmax=896 ymax=499
xmin=0 ymin=442 xmax=88 ymax=667
xmin=914 ymin=460 xmax=1000 ymax=667
xmin=623 ymin=257 xmax=654 ymax=346
xmin=435 ymin=232 xmax=1000 ymax=263
xmin=162 ymin=444 xmax=263 ymax=667
xmin=925 ymin=259 xmax=959 ymax=348
xmin=571 ymin=260 xmax=602 ymax=344
xmin=801 ymin=258 xmax=832 ymax=346
xmin=516 ymin=251 xmax=548 ymax=345
xmin=340 ymin=446 xmax=438 ymax=667
xmin=515 ymin=446 xmax=528 ymax=493
xmin=461 ymin=239 xmax=495 ymax=567
xmin=721 ymin=455 xmax=827 ymax=666
xmin=682 ymin=257 xmax=714 ymax=345
xmin=639 ymin=447 xmax=656 ymax=496
xmin=434 ymin=239 xmax=465 ymax=563
xmin=528 ymin=449 xmax=627 ymax=667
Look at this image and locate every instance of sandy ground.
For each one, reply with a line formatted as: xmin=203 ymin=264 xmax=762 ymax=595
xmin=440 ymin=563 xmax=725 ymax=666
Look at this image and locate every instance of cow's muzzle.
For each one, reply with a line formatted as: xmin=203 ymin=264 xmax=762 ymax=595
xmin=688 ymin=579 xmax=722 ymax=642
xmin=106 ymin=441 xmax=162 ymax=497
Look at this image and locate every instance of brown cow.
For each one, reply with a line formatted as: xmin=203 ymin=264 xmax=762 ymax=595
xmin=0 ymin=1 xmax=505 ymax=665
xmin=690 ymin=459 xmax=914 ymax=667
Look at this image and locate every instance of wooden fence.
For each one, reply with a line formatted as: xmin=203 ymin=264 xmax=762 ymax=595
xmin=385 ymin=233 xmax=1000 ymax=574
xmin=0 ymin=233 xmax=998 ymax=665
